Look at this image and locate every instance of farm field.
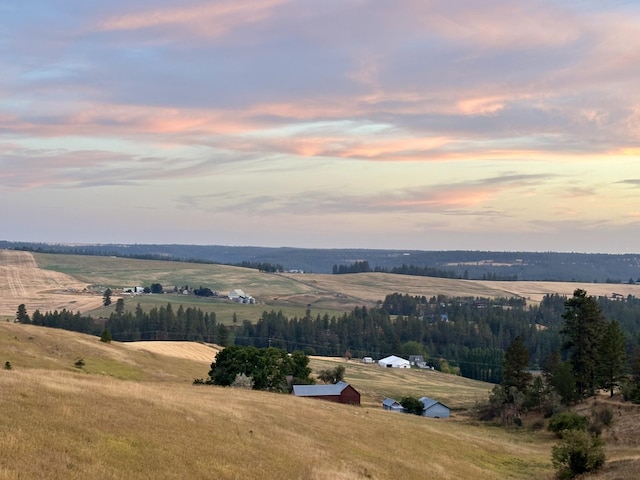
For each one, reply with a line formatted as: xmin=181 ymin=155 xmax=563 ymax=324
xmin=2 ymin=249 xmax=640 ymax=323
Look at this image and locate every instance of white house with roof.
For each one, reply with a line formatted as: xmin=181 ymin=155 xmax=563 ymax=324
xmin=378 ymin=355 xmax=410 ymax=368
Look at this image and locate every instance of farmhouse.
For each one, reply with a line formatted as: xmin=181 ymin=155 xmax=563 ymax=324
xmin=418 ymin=396 xmax=450 ymax=418
xmin=292 ymin=381 xmax=361 ymax=405
xmin=378 ymin=355 xmax=410 ymax=368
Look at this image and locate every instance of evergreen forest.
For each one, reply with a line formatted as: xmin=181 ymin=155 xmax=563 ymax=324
xmin=16 ymin=291 xmax=640 ymax=385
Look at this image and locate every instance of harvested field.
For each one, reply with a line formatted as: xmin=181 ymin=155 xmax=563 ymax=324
xmin=120 ymin=341 xmax=219 ymax=363
xmin=0 ymin=250 xmax=103 ymax=320
xmin=279 ymin=272 xmax=640 ymax=306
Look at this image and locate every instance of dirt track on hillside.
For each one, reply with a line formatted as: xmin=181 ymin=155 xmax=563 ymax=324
xmin=0 ymin=250 xmax=103 ymax=319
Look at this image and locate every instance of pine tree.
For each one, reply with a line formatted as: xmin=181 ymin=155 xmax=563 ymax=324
xmin=561 ymin=289 xmax=606 ymax=398
xmin=598 ymin=320 xmax=626 ymax=397
xmin=103 ymin=288 xmax=112 ymax=307
xmin=502 ymin=335 xmax=532 ymax=401
xmin=15 ymin=304 xmax=30 ymax=324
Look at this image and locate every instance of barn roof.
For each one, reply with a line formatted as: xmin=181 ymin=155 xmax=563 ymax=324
xmin=293 ymin=381 xmax=351 ymax=397
xmin=382 ymin=397 xmax=402 ymax=407
xmin=418 ymin=396 xmax=449 ymax=410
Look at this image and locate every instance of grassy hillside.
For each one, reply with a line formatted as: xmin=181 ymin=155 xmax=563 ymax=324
xmin=3 ymin=322 xmax=640 ymax=479
xmin=0 ymin=322 xmax=559 ymax=480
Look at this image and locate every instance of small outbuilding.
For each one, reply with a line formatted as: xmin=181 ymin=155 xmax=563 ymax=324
xmin=382 ymin=398 xmax=404 ymax=412
xmin=362 ymin=356 xmax=374 ymax=364
xmin=292 ymin=381 xmax=360 ymax=405
xmin=378 ymin=355 xmax=410 ymax=369
xmin=419 ymin=396 xmax=450 ymax=418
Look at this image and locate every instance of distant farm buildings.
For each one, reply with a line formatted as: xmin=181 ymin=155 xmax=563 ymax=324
xmin=378 ymin=355 xmax=410 ymax=369
xmin=228 ymin=288 xmax=255 ymax=304
xmin=122 ymin=286 xmax=144 ymax=294
xmin=292 ymin=381 xmax=361 ymax=405
xmin=381 ymin=396 xmax=450 ymax=418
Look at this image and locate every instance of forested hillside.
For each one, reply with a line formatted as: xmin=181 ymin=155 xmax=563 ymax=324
xmin=18 ymin=291 xmax=640 ymax=385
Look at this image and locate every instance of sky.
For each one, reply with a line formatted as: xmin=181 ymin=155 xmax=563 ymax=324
xmin=2 ymin=1 xmax=640 ymax=253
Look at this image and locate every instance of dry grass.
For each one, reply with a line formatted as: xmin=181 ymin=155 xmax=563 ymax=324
xmin=0 ymin=322 xmax=559 ymax=480
xmin=309 ymin=356 xmax=492 ymax=410
xmin=4 ymin=322 xmax=640 ymax=479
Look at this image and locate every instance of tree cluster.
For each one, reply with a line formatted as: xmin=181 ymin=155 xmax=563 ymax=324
xmin=332 ymin=261 xmax=372 ymax=274
xmin=206 ymin=345 xmax=313 ymax=392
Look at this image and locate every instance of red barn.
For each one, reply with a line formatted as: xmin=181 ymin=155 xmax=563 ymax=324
xmin=292 ymin=381 xmax=360 ymax=405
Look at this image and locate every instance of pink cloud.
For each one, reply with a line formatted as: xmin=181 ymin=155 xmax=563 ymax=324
xmin=95 ymin=0 xmax=287 ymax=39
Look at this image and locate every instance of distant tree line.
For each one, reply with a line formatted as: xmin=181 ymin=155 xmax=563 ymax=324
xmin=333 ymin=261 xmax=517 ymax=280
xmin=17 ymin=302 xmax=229 ymax=345
xmin=233 ymin=261 xmax=284 ymax=272
xmin=332 ymin=261 xmax=372 ymax=274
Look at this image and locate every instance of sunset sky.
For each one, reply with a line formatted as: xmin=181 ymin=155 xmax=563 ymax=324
xmin=2 ymin=1 xmax=640 ymax=253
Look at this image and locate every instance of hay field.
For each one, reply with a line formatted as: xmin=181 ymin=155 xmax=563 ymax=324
xmin=120 ymin=340 xmax=220 ymax=363
xmin=279 ymin=272 xmax=640 ymax=306
xmin=0 ymin=250 xmax=103 ymax=320
xmin=0 ymin=322 xmax=557 ymax=480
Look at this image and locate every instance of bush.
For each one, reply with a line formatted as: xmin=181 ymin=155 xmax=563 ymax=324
xmin=100 ymin=328 xmax=112 ymax=343
xmin=317 ymin=365 xmax=345 ymax=384
xmin=548 ymin=412 xmax=588 ymax=438
xmin=551 ymin=429 xmax=605 ymax=479
xmin=588 ymin=406 xmax=614 ymax=436
xmin=74 ymin=358 xmax=85 ymax=368
xmin=621 ymin=379 xmax=640 ymax=404
xmin=4 ymin=361 xmax=12 ymax=370
xmin=192 ymin=378 xmax=205 ymax=385
xmin=400 ymin=396 xmax=425 ymax=416
xmin=231 ymin=373 xmax=254 ymax=389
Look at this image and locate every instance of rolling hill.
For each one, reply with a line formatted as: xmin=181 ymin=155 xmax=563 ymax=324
xmin=2 ymin=249 xmax=640 ymax=323
xmin=0 ymin=322 xmax=558 ymax=479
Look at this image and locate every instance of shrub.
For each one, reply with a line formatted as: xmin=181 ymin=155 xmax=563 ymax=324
xmin=588 ymin=406 xmax=614 ymax=436
xmin=100 ymin=328 xmax=112 ymax=343
xmin=548 ymin=412 xmax=588 ymax=438
xmin=551 ymin=429 xmax=605 ymax=479
xmin=400 ymin=396 xmax=425 ymax=416
xmin=4 ymin=361 xmax=12 ymax=370
xmin=594 ymin=406 xmax=614 ymax=427
xmin=231 ymin=373 xmax=254 ymax=389
xmin=74 ymin=358 xmax=85 ymax=369
xmin=192 ymin=378 xmax=205 ymax=385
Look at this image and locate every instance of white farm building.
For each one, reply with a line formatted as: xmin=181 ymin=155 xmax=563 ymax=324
xmin=378 ymin=355 xmax=410 ymax=368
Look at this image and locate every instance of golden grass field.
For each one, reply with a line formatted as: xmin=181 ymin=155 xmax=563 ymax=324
xmin=0 ymin=322 xmax=553 ymax=480
xmin=2 ymin=321 xmax=639 ymax=479
xmin=3 ymin=249 xmax=640 ymax=323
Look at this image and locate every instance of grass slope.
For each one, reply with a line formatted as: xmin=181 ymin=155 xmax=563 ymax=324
xmin=0 ymin=322 xmax=558 ymax=480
